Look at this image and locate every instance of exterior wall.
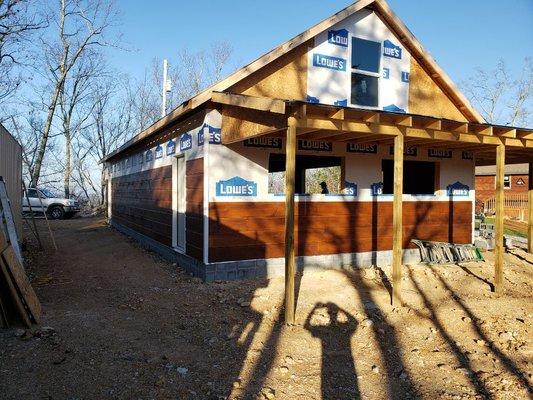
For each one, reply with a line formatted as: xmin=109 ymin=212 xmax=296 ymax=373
xmin=209 ymin=201 xmax=471 ymax=262
xmin=207 ymin=127 xmax=476 ymax=268
xmin=0 ymin=124 xmax=23 ymax=237
xmin=307 ymin=8 xmax=411 ymax=112
xmin=107 ymin=110 xmax=212 ymax=269
xmin=111 ymin=166 xmax=173 ymax=245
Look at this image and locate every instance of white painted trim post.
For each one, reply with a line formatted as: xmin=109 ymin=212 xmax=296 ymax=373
xmin=172 ymin=154 xmax=186 ymax=253
xmin=203 ymin=130 xmax=210 ymax=265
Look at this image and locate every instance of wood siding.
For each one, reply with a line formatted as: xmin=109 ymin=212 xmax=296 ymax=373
xmin=186 ymin=158 xmax=204 ymax=261
xmin=112 ymin=166 xmax=172 ymax=246
xmin=209 ymin=201 xmax=472 ymax=262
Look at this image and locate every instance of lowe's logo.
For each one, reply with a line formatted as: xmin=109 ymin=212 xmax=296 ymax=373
xmin=383 ymin=40 xmax=402 ymax=59
xmin=180 ymin=133 xmax=192 ymax=151
xmin=447 ymin=181 xmax=469 ymax=197
xmin=155 ymin=145 xmax=163 ymax=159
xmin=216 ymin=176 xmax=257 ymax=197
xmin=312 ymin=53 xmax=346 ymax=71
xmin=167 ymin=139 xmax=176 ymax=155
xmin=328 ymin=29 xmax=349 ymax=47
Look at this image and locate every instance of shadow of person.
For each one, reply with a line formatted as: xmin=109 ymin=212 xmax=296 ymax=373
xmin=304 ymin=302 xmax=360 ymax=400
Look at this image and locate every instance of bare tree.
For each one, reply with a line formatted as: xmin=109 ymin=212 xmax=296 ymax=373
xmin=81 ymin=75 xmax=133 ymax=204
xmin=30 ymin=0 xmax=118 ymax=187
xmin=172 ymin=41 xmax=233 ymax=103
xmin=461 ymin=58 xmax=532 ymax=126
xmin=0 ymin=0 xmax=44 ymax=101
xmin=125 ymin=41 xmax=234 ymax=132
xmin=58 ymin=51 xmax=104 ymax=197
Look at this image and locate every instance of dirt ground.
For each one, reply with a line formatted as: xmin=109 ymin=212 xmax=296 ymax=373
xmin=0 ymin=217 xmax=532 ymax=400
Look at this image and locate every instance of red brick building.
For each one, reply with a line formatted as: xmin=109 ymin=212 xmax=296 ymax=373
xmin=475 ymin=164 xmax=530 ymax=218
xmin=476 ymin=164 xmax=529 ymax=202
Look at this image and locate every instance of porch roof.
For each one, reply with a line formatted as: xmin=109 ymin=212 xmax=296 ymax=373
xmin=213 ymin=92 xmax=533 ymax=166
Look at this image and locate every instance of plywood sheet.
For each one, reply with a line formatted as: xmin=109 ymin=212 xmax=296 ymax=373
xmin=0 ymin=257 xmax=31 ymax=327
xmin=408 ymin=57 xmax=468 ymax=121
xmin=229 ymin=41 xmax=310 ymax=101
xmin=1 ymin=246 xmax=41 ymax=323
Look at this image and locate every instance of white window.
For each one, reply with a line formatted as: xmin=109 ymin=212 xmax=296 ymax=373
xmin=504 ymin=175 xmax=511 ymax=189
xmin=351 ymin=37 xmax=381 ymax=107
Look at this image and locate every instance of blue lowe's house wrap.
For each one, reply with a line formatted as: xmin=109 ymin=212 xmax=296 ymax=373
xmin=312 ymin=53 xmax=347 ymax=71
xmin=383 ymin=39 xmax=402 ymax=59
xmin=328 ymin=28 xmax=349 ymax=47
xmin=198 ymin=123 xmax=222 ymax=145
xmin=447 ymin=182 xmax=470 ymax=197
xmin=166 ymin=139 xmax=176 ymax=155
xmin=155 ymin=145 xmax=163 ymax=159
xmin=216 ymin=176 xmax=257 ymax=197
xmin=180 ymin=132 xmax=193 ymax=151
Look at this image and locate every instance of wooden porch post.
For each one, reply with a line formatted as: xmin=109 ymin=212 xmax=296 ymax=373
xmin=392 ymin=132 xmax=404 ymax=306
xmin=284 ymin=116 xmax=297 ymax=324
xmin=527 ymin=162 xmax=533 ymax=254
xmin=494 ymin=143 xmax=505 ymax=292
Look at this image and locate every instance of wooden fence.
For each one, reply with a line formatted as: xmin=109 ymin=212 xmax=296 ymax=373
xmin=484 ymin=193 xmax=529 ymax=220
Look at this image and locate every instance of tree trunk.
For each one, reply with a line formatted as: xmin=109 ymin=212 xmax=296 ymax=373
xmin=63 ymin=128 xmax=71 ymax=198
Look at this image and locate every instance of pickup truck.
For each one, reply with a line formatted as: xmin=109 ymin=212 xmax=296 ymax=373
xmin=22 ymin=188 xmax=80 ymax=219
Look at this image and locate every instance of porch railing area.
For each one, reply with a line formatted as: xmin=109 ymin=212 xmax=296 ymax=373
xmin=484 ymin=194 xmax=529 ymax=220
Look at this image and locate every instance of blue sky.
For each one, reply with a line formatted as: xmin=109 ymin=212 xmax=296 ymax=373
xmin=110 ymin=0 xmax=532 ymax=86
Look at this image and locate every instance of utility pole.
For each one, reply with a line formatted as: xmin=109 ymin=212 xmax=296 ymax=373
xmin=162 ymin=59 xmax=172 ymax=117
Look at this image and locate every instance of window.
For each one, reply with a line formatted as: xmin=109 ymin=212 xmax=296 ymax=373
xmin=351 ymin=73 xmax=379 ymax=107
xmin=351 ymin=37 xmax=381 ymax=107
xmin=382 ymin=160 xmax=436 ymax=195
xmin=268 ymin=154 xmax=342 ymax=195
xmin=352 ymin=37 xmax=381 ymax=72
xmin=504 ymin=175 xmax=511 ymax=189
xmin=27 ymin=189 xmax=38 ymax=198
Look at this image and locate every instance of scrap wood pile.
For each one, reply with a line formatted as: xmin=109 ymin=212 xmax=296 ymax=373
xmin=412 ymin=239 xmax=484 ymax=265
xmin=0 ymin=177 xmax=41 ymax=328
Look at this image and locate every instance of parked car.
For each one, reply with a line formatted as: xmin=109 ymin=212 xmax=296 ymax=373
xmin=22 ymin=188 xmax=80 ymax=220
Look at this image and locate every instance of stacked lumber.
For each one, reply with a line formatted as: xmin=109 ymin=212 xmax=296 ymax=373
xmin=0 ymin=182 xmax=41 ymax=328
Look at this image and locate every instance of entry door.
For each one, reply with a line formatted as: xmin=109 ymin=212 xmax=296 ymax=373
xmin=173 ymin=155 xmax=186 ymax=251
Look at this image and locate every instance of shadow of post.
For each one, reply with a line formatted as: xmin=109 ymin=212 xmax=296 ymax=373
xmin=406 ymin=267 xmax=493 ymax=398
xmin=428 ymin=266 xmax=533 ymax=394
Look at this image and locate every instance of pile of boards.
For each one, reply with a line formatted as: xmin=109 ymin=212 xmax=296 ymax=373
xmin=412 ymin=239 xmax=484 ymax=265
xmin=0 ymin=178 xmax=41 ymax=328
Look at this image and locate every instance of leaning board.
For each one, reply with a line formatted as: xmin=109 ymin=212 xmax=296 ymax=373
xmin=0 ymin=246 xmax=41 ymax=324
xmin=0 ymin=259 xmax=31 ymax=327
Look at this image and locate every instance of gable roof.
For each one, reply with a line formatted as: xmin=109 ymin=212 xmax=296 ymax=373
xmin=103 ymin=0 xmax=484 ymax=162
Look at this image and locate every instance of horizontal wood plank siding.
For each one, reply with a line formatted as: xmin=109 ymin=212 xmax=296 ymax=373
xmin=186 ymin=158 xmax=204 ymax=261
xmin=209 ymin=201 xmax=472 ymax=262
xmin=112 ymin=166 xmax=172 ymax=246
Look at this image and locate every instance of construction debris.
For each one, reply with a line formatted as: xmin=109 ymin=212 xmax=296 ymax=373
xmin=412 ymin=239 xmax=484 ymax=265
xmin=0 ymin=179 xmax=41 ymax=328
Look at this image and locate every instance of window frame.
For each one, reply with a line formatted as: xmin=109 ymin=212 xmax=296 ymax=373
xmin=503 ymin=175 xmax=511 ymax=189
xmin=381 ymin=159 xmax=438 ymax=196
xmin=350 ymin=36 xmax=382 ymax=108
xmin=267 ymin=153 xmax=345 ymax=195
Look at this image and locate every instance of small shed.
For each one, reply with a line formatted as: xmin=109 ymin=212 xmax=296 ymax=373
xmin=0 ymin=123 xmax=23 ymax=237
